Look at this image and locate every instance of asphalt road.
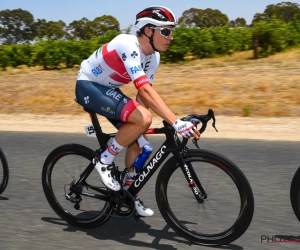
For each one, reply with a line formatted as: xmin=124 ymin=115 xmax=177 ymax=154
xmin=0 ymin=131 xmax=300 ymax=250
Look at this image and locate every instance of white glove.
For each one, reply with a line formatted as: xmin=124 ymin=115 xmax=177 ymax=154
xmin=172 ymin=119 xmax=196 ymax=138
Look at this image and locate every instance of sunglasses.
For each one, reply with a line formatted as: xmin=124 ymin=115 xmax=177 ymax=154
xmin=150 ymin=27 xmax=175 ymax=38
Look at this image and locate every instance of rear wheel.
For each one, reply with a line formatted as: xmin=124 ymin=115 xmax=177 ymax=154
xmin=42 ymin=143 xmax=112 ymax=228
xmin=156 ymin=149 xmax=254 ymax=246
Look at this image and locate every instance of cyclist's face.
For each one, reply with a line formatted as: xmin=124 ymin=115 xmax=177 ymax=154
xmin=152 ymin=25 xmax=174 ymax=52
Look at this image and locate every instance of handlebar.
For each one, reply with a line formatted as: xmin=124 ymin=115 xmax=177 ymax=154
xmin=182 ymin=108 xmax=218 ymax=134
xmin=167 ymin=108 xmax=218 ymax=152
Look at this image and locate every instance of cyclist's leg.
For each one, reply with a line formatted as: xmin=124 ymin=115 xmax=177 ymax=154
xmin=108 ymin=112 xmax=154 ymax=217
xmin=107 ymin=118 xmax=154 ymax=217
xmin=76 ymin=80 xmax=152 ymax=191
xmin=106 ymin=120 xmax=149 ymax=169
xmin=76 ymin=80 xmax=151 ymax=146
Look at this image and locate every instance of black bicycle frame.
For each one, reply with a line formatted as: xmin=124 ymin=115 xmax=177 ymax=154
xmin=76 ymin=106 xmax=203 ymax=202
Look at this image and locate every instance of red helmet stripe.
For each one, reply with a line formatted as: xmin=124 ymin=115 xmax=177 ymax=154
xmin=137 ymin=10 xmax=153 ymax=19
xmin=160 ymin=8 xmax=174 ymax=22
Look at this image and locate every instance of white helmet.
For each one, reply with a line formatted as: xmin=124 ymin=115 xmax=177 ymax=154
xmin=135 ymin=6 xmax=177 ymax=29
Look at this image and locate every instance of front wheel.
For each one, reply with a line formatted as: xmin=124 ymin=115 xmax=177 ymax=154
xmin=0 ymin=147 xmax=9 ymax=195
xmin=42 ymin=143 xmax=112 ymax=228
xmin=156 ymin=149 xmax=254 ymax=246
xmin=290 ymin=167 xmax=300 ymax=221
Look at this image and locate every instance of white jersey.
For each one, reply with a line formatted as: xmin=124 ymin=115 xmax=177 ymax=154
xmin=77 ymin=34 xmax=160 ymax=89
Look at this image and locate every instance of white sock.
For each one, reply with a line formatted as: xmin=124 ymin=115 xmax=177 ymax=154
xmin=100 ymin=139 xmax=124 ymax=164
xmin=124 ymin=170 xmax=136 ymax=190
xmin=128 ymin=171 xmax=136 ymax=178
xmin=137 ymin=135 xmax=149 ymax=148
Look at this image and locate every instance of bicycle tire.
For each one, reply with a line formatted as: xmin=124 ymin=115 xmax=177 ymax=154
xmin=155 ymin=149 xmax=254 ymax=246
xmin=290 ymin=166 xmax=300 ymax=221
xmin=0 ymin=147 xmax=9 ymax=195
xmin=42 ymin=143 xmax=112 ymax=228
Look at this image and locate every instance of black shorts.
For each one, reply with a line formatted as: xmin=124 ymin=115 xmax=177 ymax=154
xmin=75 ymin=80 xmax=140 ymax=129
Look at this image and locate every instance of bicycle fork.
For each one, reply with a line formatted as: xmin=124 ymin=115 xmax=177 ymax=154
xmin=178 ymin=157 xmax=207 ymax=204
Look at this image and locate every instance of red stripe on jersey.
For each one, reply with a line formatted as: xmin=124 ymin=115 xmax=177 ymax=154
xmin=110 ymin=72 xmax=130 ymax=84
xmin=160 ymin=9 xmax=174 ymax=22
xmin=120 ymin=100 xmax=140 ymax=122
xmin=102 ymin=44 xmax=131 ymax=84
xmin=133 ymin=75 xmax=150 ymax=89
xmin=98 ymin=64 xmax=104 ymax=71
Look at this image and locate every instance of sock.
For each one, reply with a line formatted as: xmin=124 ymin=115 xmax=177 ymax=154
xmin=128 ymin=170 xmax=136 ymax=178
xmin=124 ymin=170 xmax=136 ymax=190
xmin=100 ymin=138 xmax=124 ymax=164
xmin=137 ymin=135 xmax=149 ymax=148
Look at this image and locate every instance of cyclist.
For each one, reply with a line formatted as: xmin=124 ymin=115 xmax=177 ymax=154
xmin=75 ymin=6 xmax=200 ymax=217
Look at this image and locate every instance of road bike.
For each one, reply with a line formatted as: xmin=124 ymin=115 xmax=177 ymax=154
xmin=42 ymin=100 xmax=254 ymax=246
xmin=0 ymin=147 xmax=9 ymax=195
xmin=290 ymin=166 xmax=300 ymax=221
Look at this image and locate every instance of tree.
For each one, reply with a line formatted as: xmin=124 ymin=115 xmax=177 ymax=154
xmin=46 ymin=20 xmax=69 ymax=40
xmin=33 ymin=19 xmax=68 ymax=40
xmin=67 ymin=18 xmax=92 ymax=40
xmin=122 ymin=24 xmax=133 ymax=34
xmin=252 ymin=1 xmax=300 ymax=23
xmin=67 ymin=15 xmax=120 ymax=39
xmin=32 ymin=19 xmax=48 ymax=38
xmin=229 ymin=17 xmax=247 ymax=27
xmin=89 ymin=15 xmax=120 ymax=36
xmin=178 ymin=8 xmax=229 ymax=28
xmin=0 ymin=8 xmax=35 ymax=44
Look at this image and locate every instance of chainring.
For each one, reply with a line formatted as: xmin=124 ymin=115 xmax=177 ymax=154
xmin=109 ymin=189 xmax=135 ymax=217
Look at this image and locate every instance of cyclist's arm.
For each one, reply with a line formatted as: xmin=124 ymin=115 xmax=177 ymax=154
xmin=113 ymin=39 xmax=175 ymax=125
xmin=136 ymin=52 xmax=159 ymax=109
xmin=137 ymin=84 xmax=177 ymax=125
xmin=136 ymin=92 xmax=149 ymax=109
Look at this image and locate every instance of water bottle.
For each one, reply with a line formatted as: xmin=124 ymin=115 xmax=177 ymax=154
xmin=132 ymin=143 xmax=153 ymax=172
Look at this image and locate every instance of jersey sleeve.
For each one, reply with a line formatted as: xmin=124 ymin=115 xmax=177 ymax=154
xmin=115 ymin=41 xmax=150 ymax=89
xmin=145 ymin=52 xmax=160 ymax=86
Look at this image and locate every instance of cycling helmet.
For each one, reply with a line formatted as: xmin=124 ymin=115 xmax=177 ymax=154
xmin=135 ymin=6 xmax=177 ymax=52
xmin=135 ymin=6 xmax=177 ymax=28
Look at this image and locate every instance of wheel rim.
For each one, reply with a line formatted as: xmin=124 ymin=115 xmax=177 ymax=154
xmin=44 ymin=148 xmax=112 ymax=224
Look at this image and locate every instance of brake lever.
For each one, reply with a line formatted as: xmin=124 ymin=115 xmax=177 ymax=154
xmin=210 ymin=110 xmax=218 ymax=132
xmin=192 ymin=138 xmax=200 ymax=149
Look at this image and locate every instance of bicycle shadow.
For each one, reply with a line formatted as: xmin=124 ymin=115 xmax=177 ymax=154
xmin=0 ymin=196 xmax=9 ymax=200
xmin=41 ymin=216 xmax=243 ymax=249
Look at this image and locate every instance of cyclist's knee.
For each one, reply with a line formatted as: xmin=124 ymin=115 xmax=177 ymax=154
xmin=128 ymin=106 xmax=152 ymax=129
xmin=142 ymin=109 xmax=152 ymax=128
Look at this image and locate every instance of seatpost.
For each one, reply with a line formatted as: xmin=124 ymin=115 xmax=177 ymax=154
xmin=86 ymin=111 xmax=109 ymax=150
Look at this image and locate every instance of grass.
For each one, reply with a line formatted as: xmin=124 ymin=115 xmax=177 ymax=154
xmin=1 ymin=49 xmax=300 ymax=117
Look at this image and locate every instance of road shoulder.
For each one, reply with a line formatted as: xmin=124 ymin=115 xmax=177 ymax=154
xmin=0 ymin=114 xmax=299 ymax=141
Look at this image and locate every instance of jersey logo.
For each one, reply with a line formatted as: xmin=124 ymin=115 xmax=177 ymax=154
xmin=101 ymin=107 xmax=115 ymax=114
xmin=106 ymin=89 xmax=123 ymax=101
xmin=130 ymin=65 xmax=142 ymax=74
xmin=91 ymin=65 xmax=103 ymax=77
xmin=133 ymin=75 xmax=149 ymax=89
xmin=122 ymin=53 xmax=127 ymax=61
xmin=141 ymin=61 xmax=151 ymax=72
xmin=131 ymin=51 xmax=138 ymax=58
